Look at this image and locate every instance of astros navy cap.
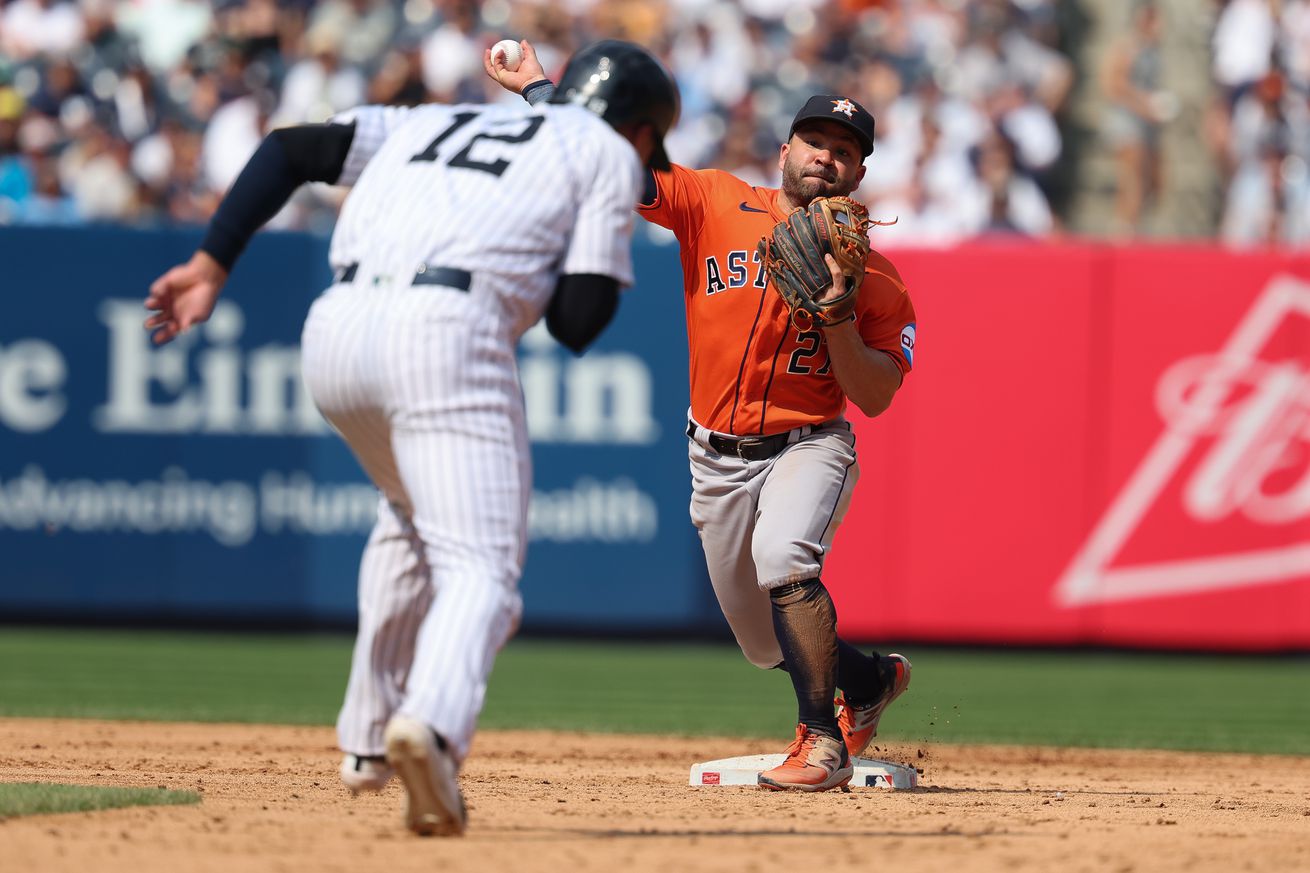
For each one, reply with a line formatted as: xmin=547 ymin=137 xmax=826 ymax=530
xmin=788 ymin=95 xmax=875 ymax=158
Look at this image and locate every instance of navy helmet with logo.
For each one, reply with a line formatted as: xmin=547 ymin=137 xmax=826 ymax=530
xmin=550 ymin=39 xmax=681 ymax=171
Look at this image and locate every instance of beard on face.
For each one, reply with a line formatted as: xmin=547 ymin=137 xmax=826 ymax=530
xmin=780 ymin=156 xmax=850 ymax=206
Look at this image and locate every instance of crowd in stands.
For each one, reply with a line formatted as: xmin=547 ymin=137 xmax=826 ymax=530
xmin=1 ymin=0 xmax=1078 ymax=245
xmin=1209 ymin=0 xmax=1310 ymax=248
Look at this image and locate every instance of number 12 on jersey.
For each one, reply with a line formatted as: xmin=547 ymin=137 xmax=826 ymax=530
xmin=409 ymin=110 xmax=544 ymax=177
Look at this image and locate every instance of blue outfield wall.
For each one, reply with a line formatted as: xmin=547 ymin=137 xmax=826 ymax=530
xmin=0 ymin=225 xmax=718 ymax=631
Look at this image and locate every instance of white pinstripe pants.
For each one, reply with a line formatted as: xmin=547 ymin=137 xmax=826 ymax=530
xmin=301 ymin=280 xmax=529 ymax=764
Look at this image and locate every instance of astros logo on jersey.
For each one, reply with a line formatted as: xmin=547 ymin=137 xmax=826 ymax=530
xmin=831 ymin=98 xmax=857 ymax=118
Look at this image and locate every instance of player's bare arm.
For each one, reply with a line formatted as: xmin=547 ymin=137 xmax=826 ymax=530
xmin=144 ymin=122 xmax=356 ymax=345
xmin=818 ymin=254 xmax=903 ymax=417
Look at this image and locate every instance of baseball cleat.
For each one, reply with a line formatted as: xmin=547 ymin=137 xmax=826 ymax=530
xmin=837 ymin=652 xmax=912 ymax=758
xmin=340 ymin=753 xmax=395 ymax=793
xmin=383 ymin=716 xmax=467 ymax=837
xmin=757 ymin=724 xmax=853 ymax=792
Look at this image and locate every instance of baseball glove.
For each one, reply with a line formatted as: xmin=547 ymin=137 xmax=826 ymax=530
xmin=756 ymin=196 xmax=872 ymax=329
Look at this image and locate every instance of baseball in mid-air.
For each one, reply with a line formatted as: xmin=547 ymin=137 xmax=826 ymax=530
xmin=492 ymin=39 xmax=523 ymax=72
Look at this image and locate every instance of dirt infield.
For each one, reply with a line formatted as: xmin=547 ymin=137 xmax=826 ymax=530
xmin=1 ymin=719 xmax=1307 ymax=873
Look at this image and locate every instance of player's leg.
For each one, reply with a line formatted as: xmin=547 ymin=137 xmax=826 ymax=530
xmin=379 ymin=299 xmax=529 ymax=835
xmin=753 ymin=427 xmax=859 ymax=729
xmin=301 ymin=287 xmax=432 ymax=790
xmin=751 ymin=425 xmax=861 ymax=790
xmin=336 ymin=497 xmax=432 ymax=790
xmin=390 ymin=401 xmax=527 ymax=763
xmin=752 ymin=424 xmax=913 ymax=758
xmin=383 ymin=405 xmax=525 ymax=836
xmin=688 ymin=436 xmax=783 ymax=668
xmin=835 ymin=651 xmax=912 ymax=758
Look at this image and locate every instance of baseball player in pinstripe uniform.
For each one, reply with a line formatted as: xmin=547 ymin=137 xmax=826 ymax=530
xmin=491 ymin=43 xmax=914 ymax=793
xmin=144 ymin=41 xmax=679 ymax=836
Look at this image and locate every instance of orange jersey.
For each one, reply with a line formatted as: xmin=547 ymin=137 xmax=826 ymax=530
xmin=639 ymin=165 xmax=916 ymax=436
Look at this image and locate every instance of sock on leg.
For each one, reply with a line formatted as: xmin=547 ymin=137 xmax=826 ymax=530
xmin=769 ymin=579 xmax=840 ymax=740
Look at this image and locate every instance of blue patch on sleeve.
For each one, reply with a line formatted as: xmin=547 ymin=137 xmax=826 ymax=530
xmin=899 ymin=323 xmax=916 ymax=369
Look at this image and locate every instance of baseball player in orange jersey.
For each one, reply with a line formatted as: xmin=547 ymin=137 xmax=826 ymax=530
xmin=489 ymin=43 xmax=914 ymax=793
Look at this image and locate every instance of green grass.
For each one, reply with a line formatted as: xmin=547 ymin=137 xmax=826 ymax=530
xmin=0 ymin=782 xmax=199 ymax=818
xmin=0 ymin=628 xmax=1307 ymax=755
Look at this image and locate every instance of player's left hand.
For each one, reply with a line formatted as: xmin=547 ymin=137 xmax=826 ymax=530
xmin=820 ymin=253 xmax=864 ymax=302
xmin=144 ymin=250 xmax=229 ymax=345
xmin=758 ymin=196 xmax=870 ymax=329
xmin=812 ymin=255 xmax=864 ymax=330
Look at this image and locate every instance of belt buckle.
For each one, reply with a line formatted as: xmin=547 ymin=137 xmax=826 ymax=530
xmin=734 ymin=437 xmax=763 ymax=459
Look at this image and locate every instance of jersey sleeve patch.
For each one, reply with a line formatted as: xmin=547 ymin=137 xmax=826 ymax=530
xmin=899 ymin=323 xmax=916 ymax=369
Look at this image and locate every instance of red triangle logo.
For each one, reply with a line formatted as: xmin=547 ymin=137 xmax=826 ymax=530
xmin=1056 ymin=275 xmax=1310 ymax=606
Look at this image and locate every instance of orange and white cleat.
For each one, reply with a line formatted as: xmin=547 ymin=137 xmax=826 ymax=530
xmin=758 ymin=724 xmax=853 ymax=792
xmin=837 ymin=653 xmax=912 ymax=758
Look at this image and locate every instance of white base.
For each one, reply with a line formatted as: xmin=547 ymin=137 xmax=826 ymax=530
xmin=689 ymin=754 xmax=918 ymax=789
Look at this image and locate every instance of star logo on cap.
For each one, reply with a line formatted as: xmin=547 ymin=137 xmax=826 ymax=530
xmin=831 ymin=98 xmax=857 ymax=118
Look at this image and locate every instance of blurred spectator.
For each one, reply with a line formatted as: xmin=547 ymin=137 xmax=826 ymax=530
xmin=953 ymin=1 xmax=1072 ymax=114
xmin=62 ymin=123 xmax=139 ymax=220
xmin=305 ymin=0 xmax=397 ymax=69
xmin=1219 ymin=70 xmax=1310 ymax=247
xmin=27 ymin=57 xmax=85 ymax=118
xmin=1 ymin=0 xmax=85 ymax=61
xmin=0 ymin=0 xmax=1088 ymax=239
xmin=989 ymin=80 xmax=1061 ymax=183
xmin=0 ymin=114 xmax=34 ymax=220
xmin=113 ymin=0 xmax=213 ymax=74
xmin=959 ymin=129 xmax=1053 ymax=236
xmin=1228 ymin=71 xmax=1294 ymax=171
xmin=112 ymin=64 xmax=166 ymax=143
xmin=1284 ymin=0 xmax=1310 ymax=95
xmin=421 ymin=0 xmax=486 ymax=103
xmin=1212 ymin=0 xmax=1275 ymax=106
xmin=1220 ymin=125 xmax=1307 ymax=247
xmin=14 ymin=154 xmax=78 ymax=224
xmin=869 ymin=117 xmax=973 ymax=248
xmin=714 ymin=114 xmax=777 ymax=189
xmin=202 ymin=87 xmax=275 ymax=193
xmin=275 ymin=29 xmax=367 ymax=124
xmin=367 ymin=43 xmax=427 ymax=105
xmin=1100 ymin=0 xmax=1170 ymax=235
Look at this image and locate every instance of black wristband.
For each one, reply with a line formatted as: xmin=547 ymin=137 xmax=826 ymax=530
xmin=522 ymin=79 xmax=555 ymax=105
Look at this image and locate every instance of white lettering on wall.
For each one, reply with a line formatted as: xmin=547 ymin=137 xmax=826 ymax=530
xmin=93 ymin=300 xmax=327 ymax=435
xmin=0 ymin=465 xmax=658 ymax=546
xmin=0 ymin=339 xmax=67 ymax=432
xmin=518 ymin=323 xmax=659 ymax=444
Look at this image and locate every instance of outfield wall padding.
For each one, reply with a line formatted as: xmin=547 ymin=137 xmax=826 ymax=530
xmin=1 ymin=228 xmax=1306 ymax=649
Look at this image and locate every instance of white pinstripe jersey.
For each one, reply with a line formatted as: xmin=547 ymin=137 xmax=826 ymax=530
xmin=327 ymin=102 xmax=642 ymax=323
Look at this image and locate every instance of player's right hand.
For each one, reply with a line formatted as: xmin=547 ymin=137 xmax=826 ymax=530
xmin=483 ymin=39 xmax=547 ymax=94
xmin=144 ymin=250 xmax=229 ymax=345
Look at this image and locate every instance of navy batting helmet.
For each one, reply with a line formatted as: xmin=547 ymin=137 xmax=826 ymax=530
xmin=550 ymin=40 xmax=680 ymax=171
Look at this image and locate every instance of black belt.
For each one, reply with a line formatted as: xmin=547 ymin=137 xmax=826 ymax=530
xmin=335 ymin=262 xmax=471 ymax=291
xmin=686 ymin=421 xmax=794 ymax=461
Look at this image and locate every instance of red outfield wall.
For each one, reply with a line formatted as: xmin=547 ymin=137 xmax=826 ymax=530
xmin=826 ymin=242 xmax=1310 ymax=651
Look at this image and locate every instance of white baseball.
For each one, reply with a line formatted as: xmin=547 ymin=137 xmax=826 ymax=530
xmin=492 ymin=39 xmax=523 ymax=73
